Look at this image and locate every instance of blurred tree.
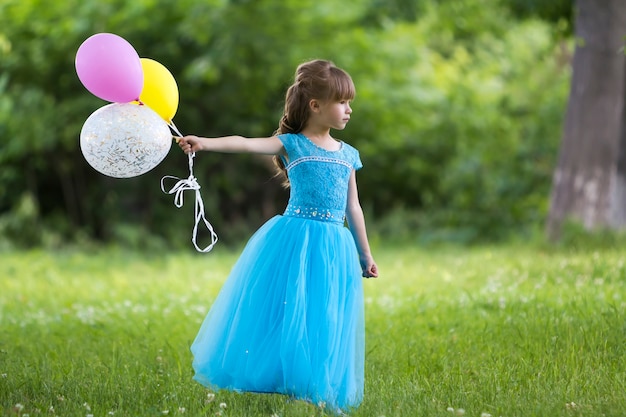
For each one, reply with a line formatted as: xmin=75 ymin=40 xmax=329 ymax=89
xmin=546 ymin=0 xmax=626 ymax=239
xmin=502 ymin=0 xmax=573 ymax=35
xmin=0 ymin=0 xmax=570 ymax=247
xmin=343 ymin=3 xmax=568 ymax=242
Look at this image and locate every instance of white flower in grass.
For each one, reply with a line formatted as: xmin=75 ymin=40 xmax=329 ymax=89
xmin=162 ymin=410 xmax=169 ymax=415
xmin=481 ymin=413 xmax=492 ymax=417
xmin=455 ymin=409 xmax=465 ymax=416
xmin=1 ymin=373 xmax=7 ymax=378
xmin=206 ymin=393 xmax=215 ymax=403
xmin=178 ymin=407 xmax=186 ymax=414
xmin=565 ymin=402 xmax=578 ymax=410
xmin=447 ymin=407 xmax=455 ymax=413
xmin=83 ymin=402 xmax=91 ymax=411
xmin=48 ymin=406 xmax=55 ymax=413
xmin=15 ymin=404 xmax=24 ymax=412
xmin=219 ymin=402 xmax=227 ymax=409
xmin=108 ymin=412 xmax=115 ymax=416
xmin=87 ymin=414 xmax=94 ymax=417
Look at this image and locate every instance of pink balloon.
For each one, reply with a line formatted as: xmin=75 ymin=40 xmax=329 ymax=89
xmin=75 ymin=33 xmax=143 ymax=103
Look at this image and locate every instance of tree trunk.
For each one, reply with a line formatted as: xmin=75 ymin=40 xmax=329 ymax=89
xmin=613 ymin=70 xmax=626 ymax=226
xmin=546 ymin=0 xmax=626 ymax=240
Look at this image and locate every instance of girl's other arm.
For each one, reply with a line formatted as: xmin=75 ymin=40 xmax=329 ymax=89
xmin=177 ymin=135 xmax=284 ymax=155
xmin=345 ymin=171 xmax=378 ymax=278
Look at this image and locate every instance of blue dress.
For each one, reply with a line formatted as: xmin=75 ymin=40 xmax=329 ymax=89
xmin=190 ymin=133 xmax=365 ymax=411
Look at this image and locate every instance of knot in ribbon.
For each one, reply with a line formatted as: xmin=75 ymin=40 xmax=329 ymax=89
xmin=161 ymin=149 xmax=218 ymax=253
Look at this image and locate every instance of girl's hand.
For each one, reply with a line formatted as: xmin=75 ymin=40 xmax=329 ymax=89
xmin=175 ymin=135 xmax=203 ymax=154
xmin=361 ymin=258 xmax=379 ymax=278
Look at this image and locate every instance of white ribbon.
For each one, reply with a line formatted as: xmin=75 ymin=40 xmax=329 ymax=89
xmin=161 ymin=122 xmax=218 ymax=253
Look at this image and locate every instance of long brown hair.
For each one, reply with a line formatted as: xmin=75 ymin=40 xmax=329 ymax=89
xmin=272 ymin=59 xmax=356 ymax=187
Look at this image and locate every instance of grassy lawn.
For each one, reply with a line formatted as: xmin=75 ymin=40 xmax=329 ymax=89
xmin=1 ymin=244 xmax=625 ymax=416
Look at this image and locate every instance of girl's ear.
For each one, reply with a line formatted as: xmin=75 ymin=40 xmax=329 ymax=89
xmin=309 ymin=99 xmax=321 ymax=113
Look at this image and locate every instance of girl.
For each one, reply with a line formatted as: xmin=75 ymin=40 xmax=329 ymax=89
xmin=177 ymin=59 xmax=378 ymax=413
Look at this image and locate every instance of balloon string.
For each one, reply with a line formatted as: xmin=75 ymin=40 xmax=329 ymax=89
xmin=161 ymin=121 xmax=218 ymax=253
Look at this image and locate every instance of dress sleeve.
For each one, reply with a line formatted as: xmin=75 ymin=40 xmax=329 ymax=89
xmin=353 ymin=148 xmax=363 ymax=171
xmin=277 ymin=133 xmax=293 ymax=166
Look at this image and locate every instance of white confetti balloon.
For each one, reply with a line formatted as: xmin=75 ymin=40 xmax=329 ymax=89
xmin=80 ymin=103 xmax=172 ymax=178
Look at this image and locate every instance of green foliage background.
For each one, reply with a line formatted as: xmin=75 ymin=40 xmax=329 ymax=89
xmin=0 ymin=0 xmax=572 ymax=248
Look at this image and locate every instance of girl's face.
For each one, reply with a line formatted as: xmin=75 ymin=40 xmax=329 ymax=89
xmin=318 ymin=99 xmax=353 ymax=130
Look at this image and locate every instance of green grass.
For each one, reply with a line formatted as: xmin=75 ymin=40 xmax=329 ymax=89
xmin=1 ymin=244 xmax=625 ymax=416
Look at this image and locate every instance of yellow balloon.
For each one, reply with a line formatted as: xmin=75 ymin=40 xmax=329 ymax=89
xmin=138 ymin=58 xmax=179 ymax=123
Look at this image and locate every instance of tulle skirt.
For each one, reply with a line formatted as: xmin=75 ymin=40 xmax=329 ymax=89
xmin=190 ymin=215 xmax=365 ymax=411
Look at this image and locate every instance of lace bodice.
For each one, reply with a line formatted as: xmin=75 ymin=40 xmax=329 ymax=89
xmin=278 ymin=133 xmax=362 ymax=223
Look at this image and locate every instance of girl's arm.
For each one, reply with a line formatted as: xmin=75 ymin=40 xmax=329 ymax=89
xmin=345 ymin=171 xmax=379 ymax=278
xmin=176 ymin=135 xmax=285 ymax=155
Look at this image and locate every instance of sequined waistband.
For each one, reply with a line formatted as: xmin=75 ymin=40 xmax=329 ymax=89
xmin=283 ymin=204 xmax=346 ymax=224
